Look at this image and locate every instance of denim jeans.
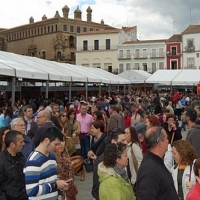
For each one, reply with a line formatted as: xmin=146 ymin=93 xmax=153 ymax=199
xmin=80 ymin=133 xmax=90 ymax=159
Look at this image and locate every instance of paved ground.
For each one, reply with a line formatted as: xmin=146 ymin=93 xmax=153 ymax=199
xmin=74 ymin=129 xmax=188 ymax=200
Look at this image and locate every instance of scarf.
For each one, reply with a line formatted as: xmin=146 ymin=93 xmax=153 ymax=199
xmin=113 ymin=165 xmax=129 ymax=182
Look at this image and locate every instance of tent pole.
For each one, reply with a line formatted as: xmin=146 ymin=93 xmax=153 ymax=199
xmin=11 ymin=77 xmax=16 ymax=106
xmin=45 ymin=80 xmax=49 ymax=99
xmin=99 ymin=83 xmax=102 ymax=96
xmin=109 ymin=85 xmax=111 ymax=97
xmin=85 ymin=82 xmax=88 ymax=101
xmin=69 ymin=82 xmax=72 ymax=102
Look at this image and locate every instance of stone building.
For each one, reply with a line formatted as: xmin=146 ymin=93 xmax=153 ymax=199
xmin=0 ymin=5 xmax=114 ymax=64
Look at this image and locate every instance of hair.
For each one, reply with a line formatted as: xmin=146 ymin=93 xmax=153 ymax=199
xmin=109 ymin=105 xmax=119 ymax=113
xmin=145 ymin=126 xmax=165 ymax=150
xmin=94 ymin=104 xmax=101 ymax=111
xmin=166 ymin=113 xmax=176 ymax=122
xmin=93 ymin=111 xmax=104 ymax=121
xmin=0 ymin=127 xmax=10 ymax=150
xmin=67 ymin=108 xmax=76 ymax=120
xmin=146 ymin=115 xmax=161 ymax=126
xmin=4 ymin=107 xmax=13 ymax=119
xmin=0 ymin=107 xmax=6 ymax=114
xmin=10 ymin=117 xmax=24 ymax=129
xmin=51 ymin=103 xmax=59 ymax=108
xmin=194 ymin=158 xmax=200 ymax=177
xmin=107 ymin=128 xmax=124 ymax=143
xmin=58 ymin=111 xmax=67 ymax=120
xmin=92 ymin=120 xmax=104 ymax=133
xmin=22 ymin=105 xmax=33 ymax=112
xmin=40 ymin=126 xmax=64 ymax=143
xmin=51 ymin=116 xmax=62 ymax=130
xmin=171 ymin=140 xmax=197 ymax=165
xmin=103 ymin=143 xmax=127 ymax=168
xmin=185 ymin=107 xmax=197 ymax=122
xmin=128 ymin=127 xmax=141 ymax=145
xmin=5 ymin=130 xmax=23 ymax=148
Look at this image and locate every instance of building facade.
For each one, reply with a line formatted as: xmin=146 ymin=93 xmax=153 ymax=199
xmin=118 ymin=40 xmax=166 ymax=73
xmin=166 ymin=34 xmax=182 ymax=70
xmin=76 ymin=26 xmax=137 ymax=73
xmin=0 ymin=5 xmax=114 ymax=64
xmin=182 ymin=25 xmax=200 ymax=69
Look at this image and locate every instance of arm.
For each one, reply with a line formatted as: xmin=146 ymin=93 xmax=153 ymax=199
xmin=0 ymin=162 xmax=6 ymax=200
xmin=74 ymin=121 xmax=81 ymax=135
xmin=132 ymin=144 xmax=143 ymax=168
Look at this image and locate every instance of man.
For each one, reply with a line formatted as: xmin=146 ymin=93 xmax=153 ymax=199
xmin=0 ymin=130 xmax=28 ymax=200
xmin=50 ymin=103 xmax=59 ymax=117
xmin=136 ymin=126 xmax=179 ymax=200
xmin=12 ymin=104 xmax=19 ymax=118
xmin=107 ymin=105 xmax=124 ymax=132
xmin=165 ymin=101 xmax=174 ymax=115
xmin=77 ymin=103 xmax=93 ymax=159
xmin=184 ymin=107 xmax=200 ymax=157
xmin=24 ymin=127 xmax=69 ymax=200
xmin=22 ymin=105 xmax=37 ymax=134
xmin=11 ymin=118 xmax=35 ymax=160
xmin=92 ymin=128 xmax=127 ymax=200
xmin=32 ymin=110 xmax=54 ymax=147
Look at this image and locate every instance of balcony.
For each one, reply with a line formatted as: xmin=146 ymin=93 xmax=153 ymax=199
xmin=134 ymin=53 xmax=148 ymax=59
xmin=185 ymin=46 xmax=195 ymax=52
xmin=150 ymin=52 xmax=165 ymax=58
xmin=184 ymin=66 xmax=197 ymax=69
xmin=166 ymin=52 xmax=182 ymax=56
xmin=117 ymin=54 xmax=131 ymax=60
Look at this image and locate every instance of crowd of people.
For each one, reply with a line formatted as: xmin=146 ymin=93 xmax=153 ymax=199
xmin=0 ymin=89 xmax=200 ymax=200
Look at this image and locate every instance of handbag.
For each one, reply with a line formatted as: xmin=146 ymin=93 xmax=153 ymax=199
xmin=83 ymin=158 xmax=94 ymax=173
xmin=130 ymin=144 xmax=138 ymax=173
xmin=70 ymin=156 xmax=84 ymax=174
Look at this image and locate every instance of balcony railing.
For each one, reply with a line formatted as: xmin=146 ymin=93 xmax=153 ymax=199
xmin=117 ymin=54 xmax=131 ymax=59
xmin=150 ymin=52 xmax=165 ymax=58
xmin=166 ymin=52 xmax=182 ymax=56
xmin=184 ymin=66 xmax=197 ymax=69
xmin=134 ymin=53 xmax=148 ymax=59
xmin=185 ymin=46 xmax=195 ymax=52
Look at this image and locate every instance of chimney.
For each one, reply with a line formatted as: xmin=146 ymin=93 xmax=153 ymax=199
xmin=54 ymin=11 xmax=60 ymax=18
xmin=74 ymin=6 xmax=82 ymax=20
xmin=86 ymin=6 xmax=92 ymax=22
xmin=42 ymin=15 xmax=47 ymax=21
xmin=62 ymin=5 xmax=70 ymax=18
xmin=29 ymin=17 xmax=34 ymax=23
xmin=101 ymin=19 xmax=104 ymax=25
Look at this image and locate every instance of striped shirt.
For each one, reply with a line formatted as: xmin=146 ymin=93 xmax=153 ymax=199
xmin=24 ymin=151 xmax=58 ymax=200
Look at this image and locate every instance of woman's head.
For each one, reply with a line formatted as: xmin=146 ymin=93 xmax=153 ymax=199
xmin=166 ymin=114 xmax=176 ymax=124
xmin=103 ymin=143 xmax=128 ymax=168
xmin=58 ymin=111 xmax=67 ymax=122
xmin=55 ymin=134 xmax=67 ymax=154
xmin=0 ymin=127 xmax=10 ymax=150
xmin=67 ymin=108 xmax=76 ymax=120
xmin=172 ymin=140 xmax=197 ymax=165
xmin=124 ymin=127 xmax=140 ymax=144
xmin=145 ymin=115 xmax=161 ymax=129
xmin=5 ymin=107 xmax=13 ymax=119
xmin=93 ymin=111 xmax=103 ymax=121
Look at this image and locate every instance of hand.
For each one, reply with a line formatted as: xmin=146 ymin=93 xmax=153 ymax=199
xmin=72 ymin=133 xmax=76 ymax=137
xmin=56 ymin=179 xmax=70 ymax=191
xmin=87 ymin=151 xmax=97 ymax=160
xmin=186 ymin=181 xmax=193 ymax=190
xmin=87 ymin=150 xmax=93 ymax=158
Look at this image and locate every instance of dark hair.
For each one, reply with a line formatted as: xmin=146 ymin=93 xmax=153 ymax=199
xmin=67 ymin=108 xmax=76 ymax=120
xmin=4 ymin=107 xmax=13 ymax=119
xmin=40 ymin=126 xmax=64 ymax=143
xmin=146 ymin=115 xmax=161 ymax=126
xmin=92 ymin=121 xmax=104 ymax=133
xmin=129 ymin=127 xmax=140 ymax=144
xmin=22 ymin=105 xmax=33 ymax=112
xmin=94 ymin=105 xmax=101 ymax=111
xmin=0 ymin=107 xmax=6 ymax=114
xmin=107 ymin=128 xmax=124 ymax=143
xmin=194 ymin=158 xmax=200 ymax=177
xmin=166 ymin=113 xmax=176 ymax=122
xmin=51 ymin=116 xmax=62 ymax=130
xmin=5 ymin=130 xmax=23 ymax=148
xmin=103 ymin=143 xmax=127 ymax=167
xmin=109 ymin=105 xmax=119 ymax=113
xmin=93 ymin=111 xmax=104 ymax=121
xmin=145 ymin=126 xmax=165 ymax=150
xmin=185 ymin=107 xmax=197 ymax=122
xmin=0 ymin=127 xmax=10 ymax=150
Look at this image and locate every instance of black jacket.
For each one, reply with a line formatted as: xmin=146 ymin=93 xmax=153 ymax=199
xmin=136 ymin=150 xmax=179 ymax=200
xmin=0 ymin=150 xmax=28 ymax=200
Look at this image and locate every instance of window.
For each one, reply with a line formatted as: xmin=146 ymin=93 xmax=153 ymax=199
xmin=172 ymin=47 xmax=176 ymax=55
xmin=55 ymin=25 xmax=58 ymax=32
xmin=44 ymin=27 xmax=46 ymax=34
xmin=90 ymin=28 xmax=93 ymax=31
xmin=151 ymin=49 xmax=156 ymax=57
xmin=41 ymin=28 xmax=43 ymax=34
xmin=187 ymin=39 xmax=194 ymax=47
xmin=119 ymin=64 xmax=124 ymax=73
xmin=126 ymin=50 xmax=130 ymax=58
xmin=143 ymin=49 xmax=147 ymax=58
xmin=159 ymin=62 xmax=164 ymax=69
xmin=119 ymin=50 xmax=123 ymax=58
xmin=94 ymin=40 xmax=99 ymax=50
xmin=159 ymin=48 xmax=164 ymax=57
xmin=63 ymin=25 xmax=67 ymax=31
xmin=93 ymin=63 xmax=101 ymax=68
xmin=135 ymin=49 xmax=139 ymax=58
xmin=134 ymin=63 xmax=139 ymax=70
xmin=70 ymin=26 xmax=74 ymax=32
xmin=152 ymin=63 xmax=156 ymax=73
xmin=48 ymin=26 xmax=50 ymax=33
xmin=83 ymin=40 xmax=88 ymax=51
xmin=83 ymin=27 xmax=87 ymax=32
xmin=126 ymin=63 xmax=131 ymax=70
xmin=38 ymin=28 xmax=40 ymax=35
xmin=51 ymin=26 xmax=54 ymax=32
xmin=77 ymin=26 xmax=80 ymax=33
xmin=71 ymin=52 xmax=75 ymax=59
xmin=34 ymin=29 xmax=36 ymax=35
xmin=106 ymin=39 xmax=110 ymax=50
xmin=42 ymin=51 xmax=46 ymax=59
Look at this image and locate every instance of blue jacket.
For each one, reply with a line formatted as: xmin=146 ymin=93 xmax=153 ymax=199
xmin=22 ymin=135 xmax=35 ymax=160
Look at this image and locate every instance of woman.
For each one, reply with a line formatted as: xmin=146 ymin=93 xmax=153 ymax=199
xmin=186 ymin=158 xmax=200 ymax=200
xmin=93 ymin=110 xmax=106 ymax=133
xmin=58 ymin=111 xmax=68 ymax=133
xmin=176 ymin=97 xmax=184 ymax=120
xmin=162 ymin=114 xmax=182 ymax=144
xmin=0 ymin=127 xmax=10 ymax=151
xmin=145 ymin=115 xmax=161 ymax=129
xmin=171 ymin=140 xmax=197 ymax=200
xmin=125 ymin=127 xmax=143 ymax=185
xmin=4 ymin=107 xmax=13 ymax=127
xmin=98 ymin=143 xmax=136 ymax=200
xmin=55 ymin=135 xmax=77 ymax=200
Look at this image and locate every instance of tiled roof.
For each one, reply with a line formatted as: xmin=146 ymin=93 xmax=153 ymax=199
xmin=167 ymin=34 xmax=182 ymax=42
xmin=122 ymin=26 xmax=137 ymax=33
xmin=182 ymin=25 xmax=200 ymax=34
xmin=123 ymin=39 xmax=167 ymax=44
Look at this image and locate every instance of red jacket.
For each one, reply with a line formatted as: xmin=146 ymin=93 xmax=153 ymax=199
xmin=186 ymin=183 xmax=200 ymax=200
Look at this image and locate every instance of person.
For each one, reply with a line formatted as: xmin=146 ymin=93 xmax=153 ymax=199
xmin=98 ymin=143 xmax=136 ymax=200
xmin=92 ymin=128 xmax=127 ymax=200
xmin=162 ymin=113 xmax=182 ymax=144
xmin=186 ymin=158 xmax=200 ymax=200
xmin=55 ymin=135 xmax=77 ymax=200
xmin=0 ymin=127 xmax=10 ymax=151
xmin=123 ymin=110 xmax=131 ymax=128
xmin=24 ymin=126 xmax=70 ymax=200
xmin=171 ymin=140 xmax=197 ymax=200
xmin=57 ymin=111 xmax=68 ymax=133
xmin=93 ymin=110 xmax=106 ymax=133
xmin=145 ymin=114 xmax=161 ymax=129
xmin=176 ymin=97 xmax=184 ymax=120
xmin=166 ymin=101 xmax=175 ymax=115
xmin=4 ymin=106 xmax=13 ymax=128
xmin=125 ymin=127 xmax=143 ymax=185
xmin=0 ymin=107 xmax=6 ymax=128
xmin=11 ymin=117 xmax=35 ymax=160
xmin=76 ymin=103 xmax=93 ymax=159
xmin=136 ymin=126 xmax=179 ymax=200
xmin=0 ymin=130 xmax=28 ymax=200
xmin=184 ymin=107 xmax=200 ymax=157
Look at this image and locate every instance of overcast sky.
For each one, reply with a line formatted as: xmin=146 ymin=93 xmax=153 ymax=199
xmin=0 ymin=0 xmax=200 ymax=39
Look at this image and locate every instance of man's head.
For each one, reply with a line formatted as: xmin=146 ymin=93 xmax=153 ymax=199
xmin=130 ymin=102 xmax=137 ymax=112
xmin=12 ymin=104 xmax=18 ymax=112
xmin=37 ymin=110 xmax=51 ymax=126
xmin=79 ymin=103 xmax=88 ymax=115
xmin=40 ymin=126 xmax=64 ymax=153
xmin=145 ymin=126 xmax=168 ymax=157
xmin=107 ymin=128 xmax=127 ymax=144
xmin=5 ymin=130 xmax=25 ymax=153
xmin=109 ymin=105 xmax=118 ymax=115
xmin=11 ymin=118 xmax=26 ymax=134
xmin=22 ymin=105 xmax=33 ymax=120
xmin=50 ymin=103 xmax=59 ymax=115
xmin=184 ymin=107 xmax=197 ymax=124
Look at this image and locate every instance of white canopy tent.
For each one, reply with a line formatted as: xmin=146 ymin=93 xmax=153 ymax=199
xmin=118 ymin=70 xmax=151 ymax=83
